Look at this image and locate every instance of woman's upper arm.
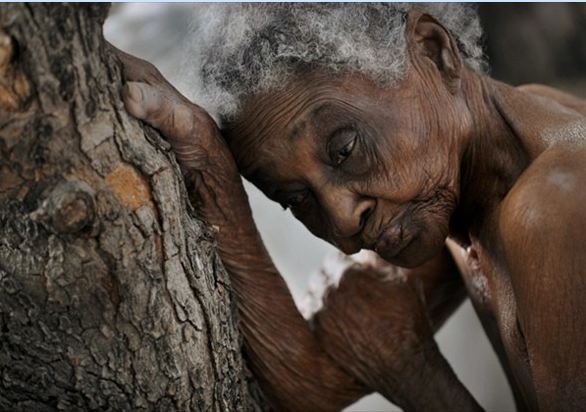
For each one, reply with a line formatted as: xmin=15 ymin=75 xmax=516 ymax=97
xmin=500 ymin=165 xmax=586 ymax=409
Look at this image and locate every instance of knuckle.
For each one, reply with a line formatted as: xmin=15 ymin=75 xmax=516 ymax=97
xmin=146 ymin=64 xmax=163 ymax=81
xmin=340 ymin=265 xmax=369 ymax=289
xmin=143 ymin=88 xmax=166 ymax=119
xmin=172 ymin=104 xmax=195 ymax=135
xmin=116 ymin=52 xmax=160 ymax=84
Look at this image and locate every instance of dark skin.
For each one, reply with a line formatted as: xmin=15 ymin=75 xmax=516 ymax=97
xmin=115 ymin=10 xmax=586 ymax=412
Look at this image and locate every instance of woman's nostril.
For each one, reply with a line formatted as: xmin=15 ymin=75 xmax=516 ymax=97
xmin=359 ymin=206 xmax=373 ymax=229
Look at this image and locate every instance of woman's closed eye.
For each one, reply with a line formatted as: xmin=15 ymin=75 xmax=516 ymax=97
xmin=328 ymin=129 xmax=358 ymax=166
xmin=280 ymin=189 xmax=309 ymax=210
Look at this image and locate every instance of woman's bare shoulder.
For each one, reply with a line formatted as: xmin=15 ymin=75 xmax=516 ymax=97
xmin=517 ymin=83 xmax=586 ymax=116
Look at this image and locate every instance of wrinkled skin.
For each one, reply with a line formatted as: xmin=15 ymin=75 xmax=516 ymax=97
xmin=226 ymin=69 xmax=463 ymax=269
xmin=114 ymin=10 xmax=586 ymax=412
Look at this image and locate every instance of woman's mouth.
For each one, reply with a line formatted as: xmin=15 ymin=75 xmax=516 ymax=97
xmin=374 ymin=223 xmax=412 ymax=260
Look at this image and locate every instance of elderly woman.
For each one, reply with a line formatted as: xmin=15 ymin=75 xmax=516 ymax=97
xmin=115 ymin=4 xmax=586 ymax=411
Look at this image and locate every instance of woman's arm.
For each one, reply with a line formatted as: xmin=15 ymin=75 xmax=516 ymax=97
xmin=194 ymin=160 xmax=370 ymax=410
xmin=313 ymin=260 xmax=482 ymax=412
xmin=344 ymin=246 xmax=468 ymax=333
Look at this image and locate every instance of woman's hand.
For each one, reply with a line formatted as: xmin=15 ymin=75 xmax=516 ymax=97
xmin=312 ymin=252 xmax=481 ymax=411
xmin=312 ymin=254 xmax=439 ymax=408
xmin=111 ymin=44 xmax=239 ymax=185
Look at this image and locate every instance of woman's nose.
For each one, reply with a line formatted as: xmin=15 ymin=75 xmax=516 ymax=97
xmin=321 ymin=189 xmax=375 ymax=239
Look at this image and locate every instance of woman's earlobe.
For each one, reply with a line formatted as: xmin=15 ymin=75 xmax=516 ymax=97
xmin=405 ymin=11 xmax=463 ymax=93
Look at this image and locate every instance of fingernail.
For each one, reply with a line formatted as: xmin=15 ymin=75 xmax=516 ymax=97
xmin=126 ymin=82 xmax=143 ymax=103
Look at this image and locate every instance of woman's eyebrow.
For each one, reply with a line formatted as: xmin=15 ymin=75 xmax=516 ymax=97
xmin=287 ymin=101 xmax=336 ymax=141
xmin=288 ymin=118 xmax=308 ymax=141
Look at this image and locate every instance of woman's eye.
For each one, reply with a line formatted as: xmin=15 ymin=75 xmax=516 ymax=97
xmin=332 ymin=135 xmax=357 ymax=165
xmin=281 ymin=190 xmax=308 ymax=210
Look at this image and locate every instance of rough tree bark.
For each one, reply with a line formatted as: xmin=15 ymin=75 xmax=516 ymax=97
xmin=0 ymin=4 xmax=267 ymax=411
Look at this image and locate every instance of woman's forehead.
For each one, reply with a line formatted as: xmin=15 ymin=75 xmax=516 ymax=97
xmin=229 ymin=72 xmax=383 ymax=137
xmin=225 ymin=71 xmax=402 ymax=180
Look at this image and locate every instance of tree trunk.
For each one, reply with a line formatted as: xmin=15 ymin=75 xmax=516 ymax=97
xmin=0 ymin=4 xmax=267 ymax=411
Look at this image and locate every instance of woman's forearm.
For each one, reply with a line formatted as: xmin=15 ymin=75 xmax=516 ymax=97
xmin=390 ymin=342 xmax=483 ymax=412
xmin=312 ymin=253 xmax=482 ymax=412
xmin=190 ymin=167 xmax=368 ymax=410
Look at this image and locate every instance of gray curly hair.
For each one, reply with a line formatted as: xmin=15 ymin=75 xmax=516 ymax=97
xmin=181 ymin=3 xmax=486 ymax=122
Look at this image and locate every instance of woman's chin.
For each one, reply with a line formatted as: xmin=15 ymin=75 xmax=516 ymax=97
xmin=380 ymin=233 xmax=444 ymax=268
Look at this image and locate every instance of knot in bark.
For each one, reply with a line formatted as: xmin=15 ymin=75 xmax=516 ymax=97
xmin=0 ymin=29 xmax=31 ymax=110
xmin=30 ymin=180 xmax=97 ymax=234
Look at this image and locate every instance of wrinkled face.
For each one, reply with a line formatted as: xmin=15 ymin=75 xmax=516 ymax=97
xmin=226 ymin=70 xmax=469 ymax=267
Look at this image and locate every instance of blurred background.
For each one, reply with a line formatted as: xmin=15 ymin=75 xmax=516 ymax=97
xmin=104 ymin=4 xmax=585 ymax=411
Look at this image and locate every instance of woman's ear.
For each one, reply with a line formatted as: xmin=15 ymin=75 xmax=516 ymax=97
xmin=405 ymin=11 xmax=463 ymax=93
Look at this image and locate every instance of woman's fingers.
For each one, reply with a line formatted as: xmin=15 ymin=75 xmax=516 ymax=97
xmin=122 ymin=81 xmax=195 ymax=143
xmin=122 ymin=82 xmax=151 ymax=120
xmin=109 ymin=42 xmax=163 ymax=85
xmin=111 ymin=44 xmax=203 ymax=145
xmin=114 ymin=50 xmax=230 ymax=175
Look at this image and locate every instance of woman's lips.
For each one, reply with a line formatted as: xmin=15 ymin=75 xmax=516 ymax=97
xmin=374 ymin=224 xmax=409 ymax=259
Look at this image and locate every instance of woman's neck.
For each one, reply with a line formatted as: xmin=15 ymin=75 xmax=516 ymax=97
xmin=450 ymin=74 xmax=537 ymax=243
